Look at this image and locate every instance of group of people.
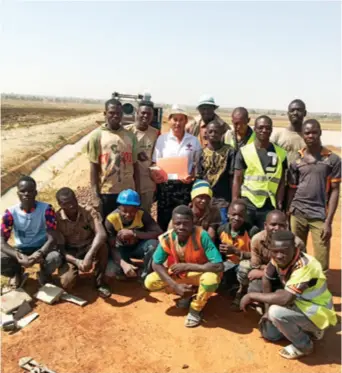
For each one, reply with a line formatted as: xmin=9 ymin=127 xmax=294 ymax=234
xmin=1 ymin=94 xmax=340 ymax=360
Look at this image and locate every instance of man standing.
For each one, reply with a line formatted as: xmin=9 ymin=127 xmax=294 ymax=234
xmin=145 ymin=205 xmax=223 ymax=328
xmin=1 ymin=176 xmax=62 ymax=287
xmin=224 ymin=107 xmax=255 ymax=151
xmin=126 ymin=101 xmax=159 ymax=213
xmin=241 ymin=231 xmax=337 ymax=360
xmin=56 ymin=187 xmax=111 ymax=298
xmin=186 ymin=94 xmax=229 ymax=147
xmin=271 ymin=99 xmax=306 ymax=164
xmin=233 ymin=116 xmax=287 ymax=230
xmin=87 ymin=99 xmax=139 ymax=219
xmin=287 ymin=119 xmax=341 ymax=272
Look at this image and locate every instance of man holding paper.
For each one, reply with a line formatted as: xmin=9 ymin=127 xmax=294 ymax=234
xmin=151 ymin=105 xmax=202 ymax=231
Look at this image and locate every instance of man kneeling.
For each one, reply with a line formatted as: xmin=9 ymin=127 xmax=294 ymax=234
xmin=145 ymin=205 xmax=223 ymax=328
xmin=56 ymin=187 xmax=111 ymax=298
xmin=240 ymin=230 xmax=337 ymax=359
xmin=105 ymin=189 xmax=162 ymax=281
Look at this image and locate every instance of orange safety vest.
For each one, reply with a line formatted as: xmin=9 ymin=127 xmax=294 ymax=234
xmin=219 ymin=230 xmax=251 ymax=264
xmin=159 ymin=227 xmax=208 ymax=277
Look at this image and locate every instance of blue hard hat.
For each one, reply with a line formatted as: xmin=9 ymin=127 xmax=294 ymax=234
xmin=117 ymin=189 xmax=141 ymax=206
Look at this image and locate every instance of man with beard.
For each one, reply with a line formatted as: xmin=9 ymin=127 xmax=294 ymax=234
xmin=126 ymin=101 xmax=159 ymax=213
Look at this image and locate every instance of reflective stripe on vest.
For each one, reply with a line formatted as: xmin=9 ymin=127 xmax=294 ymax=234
xmin=240 ymin=143 xmax=287 ymax=208
xmin=286 ymin=254 xmax=337 ymax=329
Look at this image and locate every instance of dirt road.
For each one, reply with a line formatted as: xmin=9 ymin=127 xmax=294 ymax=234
xmin=2 ymin=149 xmax=341 ymax=373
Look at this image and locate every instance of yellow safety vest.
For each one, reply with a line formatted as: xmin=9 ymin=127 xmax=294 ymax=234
xmin=224 ymin=128 xmax=256 ymax=148
xmin=106 ymin=209 xmax=144 ymax=232
xmin=240 ymin=142 xmax=286 ymax=208
xmin=286 ymin=254 xmax=337 ymax=329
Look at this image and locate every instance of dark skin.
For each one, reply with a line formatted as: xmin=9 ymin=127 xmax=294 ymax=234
xmin=57 ymin=193 xmax=107 ymax=272
xmin=152 ymin=213 xmax=223 ymax=297
xmin=198 ymin=105 xmax=216 ymax=124
xmin=232 ymin=118 xmax=285 ymax=209
xmin=240 ymin=239 xmax=296 ymax=312
xmin=90 ymin=104 xmax=140 ymax=210
xmin=105 ymin=205 xmax=162 ymax=278
xmin=207 ymin=122 xmax=225 ymax=151
xmin=231 ymin=110 xmax=250 ymax=140
xmin=287 ymin=121 xmax=339 ymax=243
xmin=136 ymin=105 xmax=154 ymax=132
xmin=287 ymin=101 xmax=306 ymax=133
xmin=191 ymin=194 xmax=216 ymax=241
xmin=0 ymin=180 xmax=56 ymax=285
xmin=219 ymin=203 xmax=251 ymax=260
xmin=248 ymin=211 xmax=287 ymax=281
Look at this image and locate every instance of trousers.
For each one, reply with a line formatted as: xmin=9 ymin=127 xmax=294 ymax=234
xmin=145 ymin=271 xmax=221 ymax=312
xmin=260 ymin=304 xmax=321 ymax=353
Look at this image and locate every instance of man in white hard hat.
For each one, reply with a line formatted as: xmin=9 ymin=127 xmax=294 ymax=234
xmin=186 ymin=95 xmax=230 ymax=147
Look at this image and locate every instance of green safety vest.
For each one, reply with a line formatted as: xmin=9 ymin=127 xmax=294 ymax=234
xmin=224 ymin=128 xmax=256 ymax=149
xmin=240 ymin=142 xmax=286 ymax=208
xmin=286 ymin=254 xmax=337 ymax=329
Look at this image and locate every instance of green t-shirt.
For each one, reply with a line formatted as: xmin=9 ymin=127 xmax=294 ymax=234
xmin=153 ymin=229 xmax=223 ymax=265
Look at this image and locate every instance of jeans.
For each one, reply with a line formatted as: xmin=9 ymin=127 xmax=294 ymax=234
xmin=1 ymin=250 xmax=62 ymax=278
xmin=245 ymin=198 xmax=274 ymax=231
xmin=112 ymin=239 xmax=158 ymax=280
xmin=260 ymin=304 xmax=321 ymax=353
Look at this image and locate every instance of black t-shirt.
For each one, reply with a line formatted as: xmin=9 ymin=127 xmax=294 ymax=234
xmin=234 ymin=143 xmax=287 ymax=208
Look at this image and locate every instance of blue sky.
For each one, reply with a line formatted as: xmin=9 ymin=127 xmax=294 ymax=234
xmin=2 ymin=1 xmax=341 ymax=112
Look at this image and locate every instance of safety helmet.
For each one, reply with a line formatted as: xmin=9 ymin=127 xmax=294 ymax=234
xmin=117 ymin=189 xmax=141 ymax=206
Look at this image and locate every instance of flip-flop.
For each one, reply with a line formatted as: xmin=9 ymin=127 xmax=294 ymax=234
xmin=185 ymin=308 xmax=202 ymax=328
xmin=279 ymin=344 xmax=313 ymax=360
xmin=97 ymin=285 xmax=111 ymax=299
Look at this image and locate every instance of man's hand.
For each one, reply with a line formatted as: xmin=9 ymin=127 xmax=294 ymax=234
xmin=170 ymin=263 xmax=189 ymax=275
xmin=240 ymin=293 xmax=253 ymax=312
xmin=82 ymin=254 xmax=93 ymax=272
xmin=117 ymin=229 xmax=135 ymax=243
xmin=173 ymin=283 xmax=193 ymax=297
xmin=28 ymin=250 xmax=44 ymax=264
xmin=16 ymin=252 xmax=32 ymax=268
xmin=219 ymin=244 xmax=237 ymax=256
xmin=121 ymin=262 xmax=138 ymax=278
xmin=321 ymin=222 xmax=332 ymax=243
xmin=180 ymin=175 xmax=194 ymax=184
xmin=248 ymin=269 xmax=264 ymax=281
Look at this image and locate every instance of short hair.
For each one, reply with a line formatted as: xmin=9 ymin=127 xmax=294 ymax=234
xmin=229 ymin=199 xmax=247 ymax=211
xmin=105 ymin=98 xmax=122 ymax=110
xmin=139 ymin=100 xmax=154 ymax=109
xmin=172 ymin=205 xmax=194 ymax=219
xmin=232 ymin=107 xmax=249 ymax=118
xmin=17 ymin=175 xmax=36 ymax=188
xmin=271 ymin=230 xmax=295 ymax=243
xmin=288 ymin=99 xmax=306 ymax=110
xmin=255 ymin=115 xmax=273 ymax=126
xmin=303 ymin=118 xmax=321 ymax=130
xmin=56 ymin=187 xmax=76 ymax=201
xmin=266 ymin=209 xmax=286 ymax=222
xmin=207 ymin=120 xmax=226 ymax=133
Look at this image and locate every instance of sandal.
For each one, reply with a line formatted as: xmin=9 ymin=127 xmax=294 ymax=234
xmin=97 ymin=285 xmax=111 ymax=299
xmin=279 ymin=344 xmax=313 ymax=360
xmin=185 ymin=308 xmax=202 ymax=328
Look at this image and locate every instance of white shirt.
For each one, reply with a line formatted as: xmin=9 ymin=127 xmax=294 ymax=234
xmin=152 ymin=130 xmax=202 ymax=174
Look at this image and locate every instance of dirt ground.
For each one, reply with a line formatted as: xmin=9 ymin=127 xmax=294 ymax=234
xmin=2 ymin=146 xmax=341 ymax=373
xmin=1 ymin=113 xmax=102 ymax=175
